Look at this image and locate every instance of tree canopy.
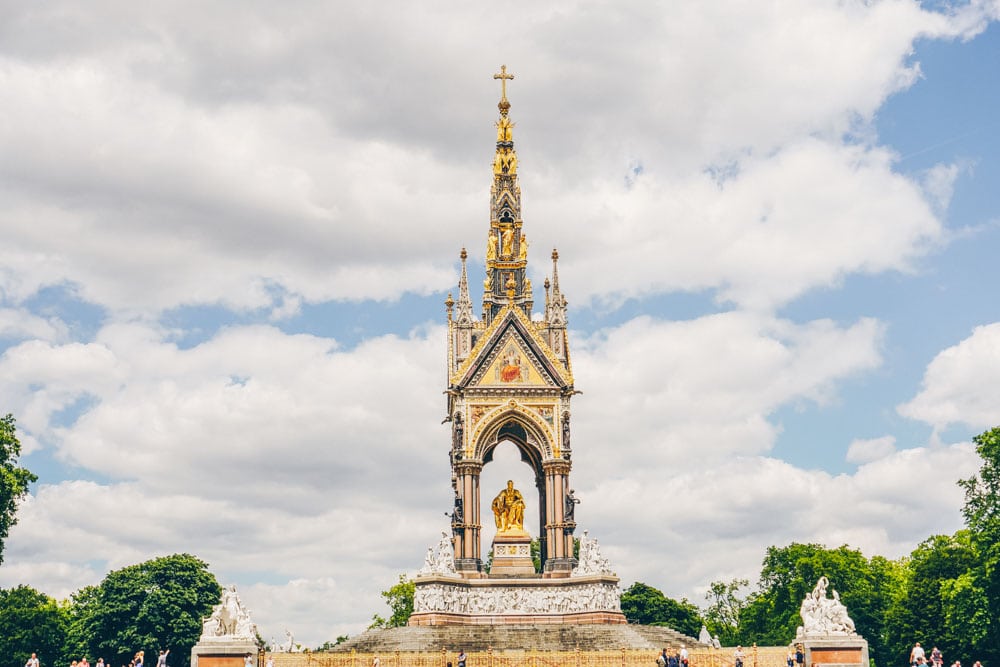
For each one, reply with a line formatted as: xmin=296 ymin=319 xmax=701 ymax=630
xmin=621 ymin=582 xmax=703 ymax=637
xmin=0 ymin=585 xmax=68 ymax=667
xmin=65 ymin=553 xmax=221 ymax=667
xmin=0 ymin=413 xmax=37 ymax=565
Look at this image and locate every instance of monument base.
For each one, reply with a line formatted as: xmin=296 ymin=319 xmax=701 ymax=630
xmin=490 ymin=534 xmax=535 ymax=576
xmin=190 ymin=640 xmax=256 ymax=667
xmin=799 ymin=636 xmax=869 ymax=667
xmin=409 ymin=574 xmax=626 ymax=626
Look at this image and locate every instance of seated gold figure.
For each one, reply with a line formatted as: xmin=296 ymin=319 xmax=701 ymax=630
xmin=491 ymin=480 xmax=526 ymax=533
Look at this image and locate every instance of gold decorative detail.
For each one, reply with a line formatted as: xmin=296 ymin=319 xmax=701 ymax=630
xmin=494 ymin=65 xmax=514 ymax=103
xmin=501 ymin=227 xmax=514 ymax=257
xmin=487 ymin=230 xmax=497 ymax=260
xmin=519 ymin=234 xmax=528 ymax=261
xmin=491 ymin=480 xmax=526 ymax=535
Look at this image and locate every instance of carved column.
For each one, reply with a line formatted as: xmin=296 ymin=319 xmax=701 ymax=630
xmin=542 ymin=458 xmax=573 ymax=576
xmin=453 ymin=460 xmax=483 ymax=575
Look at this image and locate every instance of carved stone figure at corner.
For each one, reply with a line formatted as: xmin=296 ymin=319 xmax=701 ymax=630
xmin=797 ymin=576 xmax=857 ymax=637
xmin=200 ymin=585 xmax=257 ymax=640
xmin=564 ymin=488 xmax=580 ymax=522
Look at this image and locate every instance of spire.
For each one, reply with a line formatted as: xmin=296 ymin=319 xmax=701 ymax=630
xmin=547 ymin=249 xmax=567 ymax=326
xmin=455 ymin=248 xmax=473 ymax=325
xmin=483 ymin=65 xmax=531 ymax=324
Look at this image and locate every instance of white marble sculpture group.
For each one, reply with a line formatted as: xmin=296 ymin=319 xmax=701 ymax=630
xmin=797 ymin=576 xmax=857 ymax=637
xmin=199 ymin=585 xmax=258 ymax=641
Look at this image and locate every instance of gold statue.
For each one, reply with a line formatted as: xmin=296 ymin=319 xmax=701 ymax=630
xmin=491 ymin=480 xmax=526 ymax=533
xmin=501 ymin=227 xmax=514 ymax=257
xmin=487 ymin=230 xmax=498 ymax=260
xmin=519 ymin=233 xmax=528 ymax=261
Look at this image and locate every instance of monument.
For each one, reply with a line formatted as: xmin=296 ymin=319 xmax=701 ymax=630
xmin=795 ymin=577 xmax=869 ymax=667
xmin=408 ymin=65 xmax=626 ymax=626
xmin=191 ymin=586 xmax=258 ymax=667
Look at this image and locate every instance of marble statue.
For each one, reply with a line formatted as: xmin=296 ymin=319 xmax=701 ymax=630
xmin=413 ymin=580 xmax=621 ymax=615
xmin=418 ymin=530 xmax=457 ymax=576
xmin=199 ymin=585 xmax=257 ymax=641
xmin=573 ymin=530 xmax=615 ymax=576
xmin=699 ymin=625 xmax=713 ymax=645
xmin=797 ymin=576 xmax=857 ymax=637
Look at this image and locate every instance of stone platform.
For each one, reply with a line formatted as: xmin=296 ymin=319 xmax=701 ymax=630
xmin=329 ymin=623 xmax=700 ymax=653
xmin=409 ymin=574 xmax=626 ymax=626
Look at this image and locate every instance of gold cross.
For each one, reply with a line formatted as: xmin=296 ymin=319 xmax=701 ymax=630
xmin=494 ymin=65 xmax=514 ymax=100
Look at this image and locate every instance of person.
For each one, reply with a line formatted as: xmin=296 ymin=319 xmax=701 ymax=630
xmin=372 ymin=657 xmax=380 ymax=667
xmin=667 ymin=650 xmax=679 ymax=667
xmin=97 ymin=659 xmax=105 ymax=667
xmin=930 ymin=648 xmax=942 ymax=667
xmin=657 ymin=649 xmax=668 ymax=667
xmin=795 ymin=645 xmax=804 ymax=667
xmin=80 ymin=658 xmax=90 ymax=667
xmin=786 ymin=651 xmax=794 ymax=667
xmin=243 ymin=654 xmax=252 ymax=667
xmin=265 ymin=657 xmax=273 ymax=667
xmin=135 ymin=652 xmax=144 ymax=667
xmin=734 ymin=646 xmax=745 ymax=667
xmin=457 ymin=651 xmax=466 ymax=667
xmin=26 ymin=654 xmax=40 ymax=667
xmin=156 ymin=651 xmax=169 ymax=667
xmin=680 ymin=645 xmax=688 ymax=667
xmin=910 ymin=644 xmax=925 ymax=667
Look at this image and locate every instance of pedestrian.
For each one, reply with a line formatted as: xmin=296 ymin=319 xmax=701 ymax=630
xmin=668 ymin=650 xmax=679 ymax=667
xmin=795 ymin=645 xmax=804 ymax=667
xmin=26 ymin=653 xmax=40 ymax=667
xmin=157 ymin=650 xmax=169 ymax=667
xmin=786 ymin=651 xmax=794 ymax=667
xmin=265 ymin=656 xmax=273 ymax=667
xmin=910 ymin=644 xmax=925 ymax=667
xmin=372 ymin=657 xmax=380 ymax=667
xmin=97 ymin=658 xmax=105 ymax=667
xmin=680 ymin=645 xmax=688 ymax=667
xmin=734 ymin=646 xmax=745 ymax=667
xmin=243 ymin=654 xmax=253 ymax=667
xmin=457 ymin=651 xmax=466 ymax=667
xmin=930 ymin=647 xmax=942 ymax=667
xmin=658 ymin=649 xmax=668 ymax=667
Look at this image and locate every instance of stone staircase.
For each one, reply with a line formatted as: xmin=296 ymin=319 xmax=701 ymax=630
xmin=329 ymin=624 xmax=700 ymax=653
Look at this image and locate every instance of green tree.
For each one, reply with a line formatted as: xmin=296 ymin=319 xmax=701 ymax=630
xmin=1 ymin=414 xmax=38 ymax=565
xmin=958 ymin=425 xmax=1000 ymax=662
xmin=739 ymin=542 xmax=899 ymax=665
xmin=703 ymin=578 xmax=749 ymax=646
xmin=0 ymin=585 xmax=69 ymax=667
xmin=621 ymin=582 xmax=703 ymax=637
xmin=882 ymin=533 xmax=978 ymax=665
xmin=369 ymin=575 xmax=414 ymax=629
xmin=65 ymin=554 xmax=221 ymax=667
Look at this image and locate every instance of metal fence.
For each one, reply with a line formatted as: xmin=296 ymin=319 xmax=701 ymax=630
xmin=271 ymin=646 xmax=790 ymax=667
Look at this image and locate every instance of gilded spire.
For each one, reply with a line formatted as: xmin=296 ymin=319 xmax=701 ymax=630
xmin=483 ymin=65 xmax=530 ymax=324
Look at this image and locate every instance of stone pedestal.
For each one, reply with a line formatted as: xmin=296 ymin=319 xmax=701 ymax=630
xmin=490 ymin=533 xmax=535 ymax=576
xmin=190 ymin=640 xmax=256 ymax=667
xmin=800 ymin=636 xmax=869 ymax=667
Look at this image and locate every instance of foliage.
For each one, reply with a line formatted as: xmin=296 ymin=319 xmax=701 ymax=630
xmin=0 ymin=585 xmax=69 ymax=667
xmin=738 ymin=542 xmax=900 ymax=665
xmin=882 ymin=533 xmax=978 ymax=665
xmin=620 ymin=582 xmax=703 ymax=637
xmin=370 ymin=574 xmax=414 ymax=629
xmin=958 ymin=425 xmax=1000 ymax=662
xmin=703 ymin=578 xmax=749 ymax=646
xmin=66 ymin=554 xmax=221 ymax=667
xmin=0 ymin=413 xmax=38 ymax=565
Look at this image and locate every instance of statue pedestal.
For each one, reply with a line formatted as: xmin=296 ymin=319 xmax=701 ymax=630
xmin=490 ymin=533 xmax=535 ymax=576
xmin=190 ymin=640 xmax=256 ymax=667
xmin=799 ymin=636 xmax=869 ymax=667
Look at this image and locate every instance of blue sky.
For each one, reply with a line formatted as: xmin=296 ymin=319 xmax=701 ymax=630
xmin=1 ymin=0 xmax=999 ymax=649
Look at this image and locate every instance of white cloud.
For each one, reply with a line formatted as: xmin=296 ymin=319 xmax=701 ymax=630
xmin=898 ymin=322 xmax=1000 ymax=430
xmin=846 ymin=435 xmax=897 ymax=464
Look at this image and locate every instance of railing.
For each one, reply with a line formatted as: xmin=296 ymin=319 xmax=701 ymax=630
xmin=271 ymin=646 xmax=790 ymax=667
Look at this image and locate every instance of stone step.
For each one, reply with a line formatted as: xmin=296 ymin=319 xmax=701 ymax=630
xmin=328 ymin=624 xmax=702 ymax=653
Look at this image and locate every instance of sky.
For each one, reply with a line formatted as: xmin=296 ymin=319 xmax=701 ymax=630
xmin=2 ymin=0 xmax=1000 ymax=650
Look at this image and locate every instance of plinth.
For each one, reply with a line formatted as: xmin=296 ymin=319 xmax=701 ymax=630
xmin=799 ymin=636 xmax=869 ymax=667
xmin=490 ymin=533 xmax=535 ymax=576
xmin=190 ymin=639 xmax=256 ymax=667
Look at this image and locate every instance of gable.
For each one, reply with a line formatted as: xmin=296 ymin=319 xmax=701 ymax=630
xmin=451 ymin=306 xmax=571 ymax=390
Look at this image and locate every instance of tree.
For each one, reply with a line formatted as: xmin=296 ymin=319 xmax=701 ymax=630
xmin=65 ymin=554 xmax=221 ymax=667
xmin=369 ymin=575 xmax=414 ymax=629
xmin=0 ymin=413 xmax=37 ymax=565
xmin=738 ymin=542 xmax=899 ymax=665
xmin=703 ymin=578 xmax=749 ymax=646
xmin=621 ymin=582 xmax=703 ymax=637
xmin=958 ymin=425 xmax=1000 ymax=662
xmin=0 ymin=585 xmax=69 ymax=667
